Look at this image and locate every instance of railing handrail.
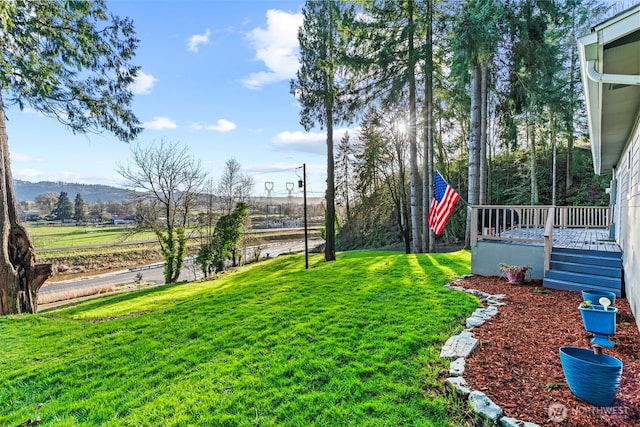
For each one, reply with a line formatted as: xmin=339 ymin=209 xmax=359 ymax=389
xmin=470 ymin=205 xmax=612 ymax=247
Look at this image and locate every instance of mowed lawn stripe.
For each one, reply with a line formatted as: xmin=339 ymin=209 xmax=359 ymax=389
xmin=0 ymin=250 xmax=477 ymax=426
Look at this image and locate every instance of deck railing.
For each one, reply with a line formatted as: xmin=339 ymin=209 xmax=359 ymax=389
xmin=543 ymin=207 xmax=555 ymax=272
xmin=470 ymin=205 xmax=612 ymax=247
xmin=553 ymin=206 xmax=611 ymax=228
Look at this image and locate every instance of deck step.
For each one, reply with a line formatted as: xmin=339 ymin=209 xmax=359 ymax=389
xmin=543 ymin=278 xmax=622 ymax=297
xmin=550 ymin=252 xmax=621 ymax=268
xmin=544 ymin=269 xmax=620 ymax=288
xmin=550 ymin=246 xmax=621 ymax=258
xmin=543 ymin=247 xmax=622 ymax=297
xmin=549 ymin=260 xmax=621 ymax=277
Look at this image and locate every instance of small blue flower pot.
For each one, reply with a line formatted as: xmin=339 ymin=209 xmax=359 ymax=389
xmin=582 ymin=289 xmax=616 ymax=307
xmin=579 ymin=304 xmax=617 ymax=347
xmin=559 ymin=346 xmax=623 ymax=407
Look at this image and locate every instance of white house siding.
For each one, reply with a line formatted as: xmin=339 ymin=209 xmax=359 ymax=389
xmin=616 ymin=121 xmax=640 ymax=331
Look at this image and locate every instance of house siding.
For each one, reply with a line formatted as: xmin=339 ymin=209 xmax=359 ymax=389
xmin=616 ymin=120 xmax=640 ymax=331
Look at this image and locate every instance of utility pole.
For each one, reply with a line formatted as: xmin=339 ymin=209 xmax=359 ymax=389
xmin=299 ymin=163 xmax=309 ymax=269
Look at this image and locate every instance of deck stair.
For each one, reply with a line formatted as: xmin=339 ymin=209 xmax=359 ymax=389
xmin=543 ymin=247 xmax=623 ymax=297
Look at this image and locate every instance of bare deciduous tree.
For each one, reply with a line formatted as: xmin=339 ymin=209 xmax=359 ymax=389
xmin=217 ymin=158 xmax=254 ymax=213
xmin=117 ymin=140 xmax=206 ymax=283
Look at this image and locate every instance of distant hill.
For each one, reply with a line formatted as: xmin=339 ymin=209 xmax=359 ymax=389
xmin=14 ymin=180 xmax=132 ymax=202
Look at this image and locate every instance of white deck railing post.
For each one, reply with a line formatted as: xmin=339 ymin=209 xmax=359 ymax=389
xmin=544 ymin=207 xmax=555 ymax=272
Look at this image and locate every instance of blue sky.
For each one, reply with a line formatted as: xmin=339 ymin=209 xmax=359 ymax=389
xmin=7 ymin=0 xmax=347 ymax=198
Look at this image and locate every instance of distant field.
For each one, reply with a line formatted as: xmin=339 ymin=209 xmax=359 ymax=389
xmin=26 ymin=224 xmax=158 ymax=249
xmin=27 ymin=224 xmax=322 ymax=278
xmin=27 ymin=224 xmax=321 ymax=251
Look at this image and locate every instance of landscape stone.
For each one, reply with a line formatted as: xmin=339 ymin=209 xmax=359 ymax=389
xmin=440 ymin=330 xmax=478 ymax=359
xmin=487 ymin=300 xmax=507 ymax=306
xmin=465 ymin=289 xmax=492 ymax=298
xmin=469 ymin=391 xmax=503 ymax=422
xmin=444 ymin=284 xmax=466 ymax=292
xmin=484 ymin=306 xmax=499 ymax=316
xmin=446 ymin=376 xmax=472 ymax=395
xmin=449 ymin=357 xmax=465 ymax=376
xmin=472 ymin=307 xmax=493 ymax=319
xmin=466 ymin=316 xmax=486 ymax=328
xmin=500 ymin=416 xmax=541 ymax=427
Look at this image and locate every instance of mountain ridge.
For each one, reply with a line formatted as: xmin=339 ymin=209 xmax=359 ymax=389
xmin=14 ymin=180 xmax=131 ymax=203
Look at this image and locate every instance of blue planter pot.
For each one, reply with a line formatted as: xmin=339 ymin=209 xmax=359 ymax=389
xmin=582 ymin=289 xmax=616 ymax=307
xmin=579 ymin=304 xmax=617 ymax=347
xmin=559 ymin=346 xmax=623 ymax=407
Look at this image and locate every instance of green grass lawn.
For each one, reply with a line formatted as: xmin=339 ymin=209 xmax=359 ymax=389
xmin=0 ymin=250 xmax=477 ymax=426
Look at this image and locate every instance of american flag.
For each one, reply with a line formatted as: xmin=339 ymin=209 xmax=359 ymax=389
xmin=428 ymin=171 xmax=460 ymax=236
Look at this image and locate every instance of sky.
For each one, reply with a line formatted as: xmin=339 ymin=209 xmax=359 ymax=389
xmin=6 ymin=0 xmax=346 ymax=199
xmin=7 ymin=0 xmax=632 ymax=200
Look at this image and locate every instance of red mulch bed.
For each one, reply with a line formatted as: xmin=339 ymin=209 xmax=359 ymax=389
xmin=457 ymin=275 xmax=640 ymax=427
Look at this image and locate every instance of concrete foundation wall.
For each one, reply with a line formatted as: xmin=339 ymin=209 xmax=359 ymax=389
xmin=471 ymin=241 xmax=544 ymax=280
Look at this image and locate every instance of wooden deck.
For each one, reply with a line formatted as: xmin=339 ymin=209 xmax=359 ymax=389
xmin=500 ymin=227 xmax=621 ymax=252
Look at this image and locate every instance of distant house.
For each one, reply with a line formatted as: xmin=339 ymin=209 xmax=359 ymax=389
xmin=110 ymin=214 xmax=136 ymax=225
xmin=578 ymin=4 xmax=640 ymax=331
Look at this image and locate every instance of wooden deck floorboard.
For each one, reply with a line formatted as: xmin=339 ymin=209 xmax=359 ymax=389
xmin=495 ymin=228 xmax=621 ymax=252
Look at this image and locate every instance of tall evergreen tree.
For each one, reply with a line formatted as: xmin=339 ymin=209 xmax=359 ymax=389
xmin=354 ymin=111 xmax=386 ymax=198
xmin=500 ymin=0 xmax=564 ymax=204
xmin=450 ymin=0 xmax=502 ymax=247
xmin=335 ymin=131 xmax=354 ymax=222
xmin=52 ymin=192 xmax=73 ymax=221
xmin=0 ymin=0 xmax=141 ymax=314
xmin=347 ymin=0 xmax=425 ymax=252
xmin=73 ymin=194 xmax=87 ymax=222
xmin=556 ymin=0 xmax=610 ymax=191
xmin=292 ymin=0 xmax=357 ymax=262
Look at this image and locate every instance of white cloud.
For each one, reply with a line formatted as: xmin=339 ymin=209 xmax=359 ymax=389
xmin=144 ymin=117 xmax=178 ymax=130
xmin=188 ymin=29 xmax=211 ymax=52
xmin=244 ymin=162 xmax=300 ymax=174
xmin=10 ymin=152 xmax=31 ymax=162
xmin=131 ymin=71 xmax=158 ymax=95
xmin=243 ymin=10 xmax=303 ymax=89
xmin=272 ymin=128 xmax=357 ymax=155
xmin=14 ymin=168 xmax=45 ymax=180
xmin=189 ymin=119 xmax=237 ymax=132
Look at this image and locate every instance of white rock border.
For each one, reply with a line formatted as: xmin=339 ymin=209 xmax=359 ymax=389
xmin=440 ymin=274 xmax=541 ymax=427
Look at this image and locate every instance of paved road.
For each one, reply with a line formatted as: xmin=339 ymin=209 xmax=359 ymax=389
xmin=39 ymin=239 xmax=322 ymax=309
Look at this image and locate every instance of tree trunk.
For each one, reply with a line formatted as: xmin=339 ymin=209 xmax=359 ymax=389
xmin=325 ymin=103 xmax=336 ymax=262
xmin=407 ymin=0 xmax=422 ymax=253
xmin=566 ymin=15 xmax=577 ymax=191
xmin=0 ymin=94 xmax=52 ymax=315
xmin=551 ymin=111 xmax=557 ymax=206
xmin=422 ymin=0 xmax=435 ymax=253
xmin=464 ymin=62 xmax=482 ymax=248
xmin=479 ymin=62 xmax=488 ymax=205
xmin=393 ymin=132 xmax=411 ymax=254
xmin=529 ymin=115 xmax=539 ymax=205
